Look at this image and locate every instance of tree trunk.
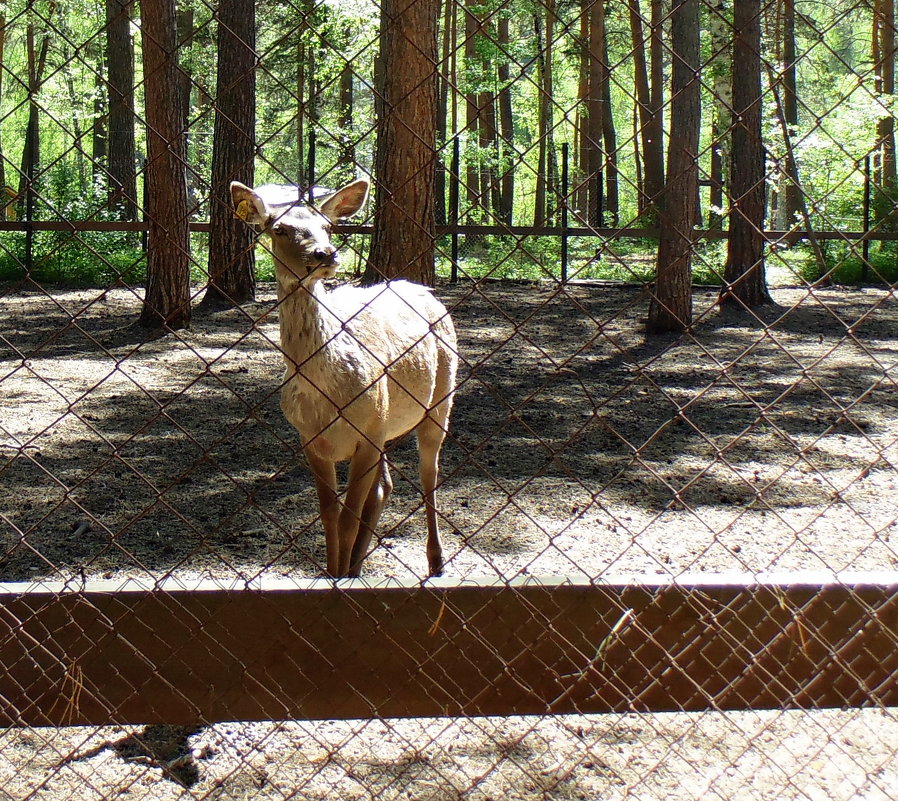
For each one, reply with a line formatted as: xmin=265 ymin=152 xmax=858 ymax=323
xmin=774 ymin=0 xmax=800 ymax=232
xmin=648 ymin=0 xmax=665 ymax=196
xmin=874 ymin=0 xmax=897 ymax=236
xmin=106 ymin=0 xmax=137 ymax=219
xmin=707 ymin=0 xmax=732 ymax=229
xmin=720 ymin=0 xmax=772 ymax=309
xmin=627 ymin=0 xmax=662 ymax=217
xmin=601 ymin=29 xmax=618 ymax=225
xmin=92 ymin=67 xmax=107 ymax=183
xmin=480 ymin=87 xmax=499 ymax=219
xmin=496 ymin=10 xmax=514 ymax=225
xmin=18 ymin=4 xmax=53 ymax=214
xmin=435 ymin=0 xmax=455 ymax=226
xmin=464 ymin=1 xmax=481 ymax=213
xmin=0 ymin=13 xmax=6 ymax=193
xmin=338 ymin=57 xmax=354 ymax=174
xmin=200 ymin=0 xmax=256 ymax=309
xmin=647 ymin=0 xmax=700 ymax=334
xmin=580 ymin=0 xmax=605 ymax=227
xmin=533 ymin=9 xmax=554 ymax=227
xmin=576 ymin=0 xmax=590 ymax=214
xmin=139 ymin=0 xmax=191 ymax=330
xmin=296 ymin=0 xmax=315 ymax=186
xmin=363 ymin=0 xmax=439 ymax=285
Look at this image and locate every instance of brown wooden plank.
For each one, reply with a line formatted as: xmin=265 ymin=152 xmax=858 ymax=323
xmin=1 ymin=574 xmax=897 ymax=726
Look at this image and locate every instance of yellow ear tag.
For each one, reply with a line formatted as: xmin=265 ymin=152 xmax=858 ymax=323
xmin=235 ymin=199 xmax=253 ymax=221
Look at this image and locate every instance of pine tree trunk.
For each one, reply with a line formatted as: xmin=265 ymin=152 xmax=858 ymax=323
xmin=201 ymin=0 xmax=256 ymax=309
xmin=92 ymin=67 xmax=107 ymax=181
xmin=648 ymin=0 xmax=700 ymax=334
xmin=627 ymin=0 xmax=655 ymax=216
xmin=338 ymin=58 xmax=354 ymax=174
xmin=495 ymin=12 xmax=514 ymax=225
xmin=721 ymin=0 xmax=771 ymax=309
xmin=464 ymin=1 xmax=481 ymax=213
xmin=19 ymin=7 xmax=52 ymax=214
xmin=0 ymin=13 xmax=6 ymax=193
xmin=775 ymin=0 xmax=800 ymax=232
xmin=106 ymin=0 xmax=137 ymax=219
xmin=874 ymin=0 xmax=897 ymax=236
xmin=139 ymin=0 xmax=191 ymax=330
xmin=586 ymin=0 xmax=605 ymax=226
xmin=363 ymin=0 xmax=439 ymax=285
xmin=601 ymin=29 xmax=618 ymax=225
xmin=648 ymin=0 xmax=665 ymax=198
xmin=533 ymin=3 xmax=555 ymax=227
xmin=435 ymin=0 xmax=455 ymax=226
xmin=708 ymin=0 xmax=732 ymax=229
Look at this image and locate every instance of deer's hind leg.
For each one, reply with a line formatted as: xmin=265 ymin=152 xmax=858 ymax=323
xmin=348 ymin=453 xmax=392 ymax=577
xmin=415 ymin=346 xmax=456 ymax=577
xmin=416 ymin=417 xmax=446 ymax=577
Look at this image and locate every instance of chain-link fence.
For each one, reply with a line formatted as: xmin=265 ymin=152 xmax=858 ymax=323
xmin=2 ymin=0 xmax=898 ymax=797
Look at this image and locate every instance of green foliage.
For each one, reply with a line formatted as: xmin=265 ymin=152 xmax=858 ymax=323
xmin=0 ymin=163 xmax=145 ymax=284
xmin=0 ymin=0 xmax=895 ymax=291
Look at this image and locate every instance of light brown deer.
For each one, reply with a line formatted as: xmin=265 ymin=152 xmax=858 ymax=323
xmin=231 ymin=178 xmax=457 ymax=578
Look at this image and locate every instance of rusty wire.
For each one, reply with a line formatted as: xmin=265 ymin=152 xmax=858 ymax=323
xmin=1 ymin=0 xmax=897 ymax=798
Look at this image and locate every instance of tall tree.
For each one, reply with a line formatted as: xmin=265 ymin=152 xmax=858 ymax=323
xmin=463 ymin=0 xmax=485 ymax=214
xmin=435 ymin=0 xmax=456 ymax=225
xmin=18 ymin=0 xmax=54 ymax=215
xmin=363 ymin=0 xmax=439 ymax=285
xmin=0 ymin=9 xmax=7 ymax=193
xmin=707 ymin=0 xmax=732 ymax=229
xmin=534 ymin=0 xmax=558 ymax=227
xmin=139 ymin=0 xmax=191 ymax=330
xmin=495 ymin=8 xmax=514 ymax=224
xmin=647 ymin=0 xmax=700 ymax=334
xmin=578 ymin=0 xmax=605 ymax=226
xmin=200 ymin=0 xmax=256 ymax=309
xmin=720 ymin=0 xmax=771 ymax=309
xmin=873 ymin=0 xmax=897 ymax=235
xmin=92 ymin=67 xmax=107 ymax=182
xmin=296 ymin=0 xmax=316 ymax=185
xmin=627 ymin=0 xmax=664 ymax=219
xmin=601 ymin=28 xmax=618 ymax=225
xmin=105 ymin=0 xmax=137 ymax=219
xmin=338 ymin=57 xmax=355 ymax=173
xmin=773 ymin=0 xmax=800 ymax=232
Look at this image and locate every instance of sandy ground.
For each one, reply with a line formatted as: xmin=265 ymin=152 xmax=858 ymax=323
xmin=1 ymin=278 xmax=897 ymax=798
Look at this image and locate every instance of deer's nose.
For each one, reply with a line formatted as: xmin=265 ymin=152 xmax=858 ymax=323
xmin=313 ymin=246 xmax=336 ymax=263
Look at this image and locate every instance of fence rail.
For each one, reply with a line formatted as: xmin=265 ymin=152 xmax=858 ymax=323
xmin=3 ymin=0 xmax=898 ymax=796
xmin=4 ymin=573 xmax=898 ymax=727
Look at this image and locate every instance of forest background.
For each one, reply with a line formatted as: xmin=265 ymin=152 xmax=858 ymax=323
xmin=0 ymin=0 xmax=896 ymax=316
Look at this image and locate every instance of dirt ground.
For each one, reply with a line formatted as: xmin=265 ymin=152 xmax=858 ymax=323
xmin=1 ymin=278 xmax=897 ymax=798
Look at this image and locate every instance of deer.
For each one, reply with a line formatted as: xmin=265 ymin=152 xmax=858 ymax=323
xmin=230 ymin=177 xmax=457 ymax=578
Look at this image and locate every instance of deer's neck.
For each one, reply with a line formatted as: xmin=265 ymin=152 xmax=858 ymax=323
xmin=276 ymin=278 xmax=341 ymax=369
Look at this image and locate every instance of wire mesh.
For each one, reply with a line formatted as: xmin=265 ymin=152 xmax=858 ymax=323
xmin=1 ymin=0 xmax=898 ymax=797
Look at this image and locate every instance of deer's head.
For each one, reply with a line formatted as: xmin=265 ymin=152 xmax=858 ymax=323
xmin=231 ymin=178 xmax=370 ymax=284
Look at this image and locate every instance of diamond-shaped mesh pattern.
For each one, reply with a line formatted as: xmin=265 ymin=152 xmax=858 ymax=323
xmin=2 ymin=0 xmax=898 ymax=796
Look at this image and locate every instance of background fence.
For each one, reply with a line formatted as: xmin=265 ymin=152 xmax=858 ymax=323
xmin=1 ymin=0 xmax=898 ymax=798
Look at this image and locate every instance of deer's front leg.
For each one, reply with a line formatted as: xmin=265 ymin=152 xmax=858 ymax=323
xmin=337 ymin=441 xmax=383 ymax=576
xmin=305 ymin=452 xmax=340 ymax=577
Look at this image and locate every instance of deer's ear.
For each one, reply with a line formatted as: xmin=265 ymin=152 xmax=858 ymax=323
xmin=230 ymin=182 xmax=271 ymax=227
xmin=318 ymin=178 xmax=370 ymax=221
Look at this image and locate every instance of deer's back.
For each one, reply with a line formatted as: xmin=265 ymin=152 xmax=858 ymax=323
xmin=283 ymin=280 xmax=456 ymax=459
